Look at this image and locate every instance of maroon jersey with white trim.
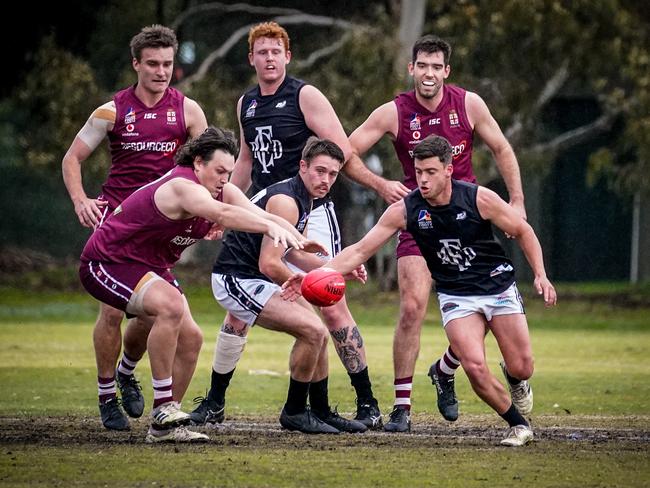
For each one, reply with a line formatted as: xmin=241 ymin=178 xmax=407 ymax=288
xmin=103 ymin=85 xmax=187 ymax=208
xmin=393 ymin=85 xmax=475 ymax=190
xmin=82 ymin=166 xmax=215 ymax=269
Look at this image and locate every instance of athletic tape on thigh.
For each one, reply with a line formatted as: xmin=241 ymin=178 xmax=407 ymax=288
xmin=126 ymin=272 xmax=164 ymax=315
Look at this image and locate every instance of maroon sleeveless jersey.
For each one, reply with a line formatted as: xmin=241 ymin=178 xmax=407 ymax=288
xmin=393 ymin=85 xmax=476 ymax=190
xmin=103 ymin=85 xmax=188 ymax=209
xmin=82 ymin=166 xmax=215 ymax=269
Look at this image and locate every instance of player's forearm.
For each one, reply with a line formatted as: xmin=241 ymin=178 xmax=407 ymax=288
xmin=61 ymin=157 xmax=88 ymax=203
xmin=215 ymin=205 xmax=272 ymax=236
xmin=517 ymin=226 xmax=548 ymax=279
xmin=494 ymin=146 xmax=524 ymax=203
xmin=342 ymin=154 xmax=387 ymax=191
xmin=284 ymin=249 xmax=325 ymax=272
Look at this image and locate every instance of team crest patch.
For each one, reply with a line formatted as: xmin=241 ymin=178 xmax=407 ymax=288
xmin=418 ymin=209 xmax=433 ymax=229
xmin=441 ymin=302 xmax=459 ymax=313
xmin=167 ymin=109 xmax=177 ymax=124
xmin=449 ymin=109 xmax=459 ymax=127
xmin=124 ymin=107 xmax=136 ymax=124
xmin=409 ymin=114 xmax=421 ymax=131
xmin=245 ymin=100 xmax=257 ymax=118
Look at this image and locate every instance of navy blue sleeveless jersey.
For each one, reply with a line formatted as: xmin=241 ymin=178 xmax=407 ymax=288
xmin=240 ymin=76 xmax=315 ymax=195
xmin=404 ymin=180 xmax=514 ymax=295
xmin=213 ymin=175 xmax=312 ymax=281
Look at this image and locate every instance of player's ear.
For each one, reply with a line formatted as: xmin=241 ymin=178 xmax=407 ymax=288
xmin=286 ymin=50 xmax=291 ymax=64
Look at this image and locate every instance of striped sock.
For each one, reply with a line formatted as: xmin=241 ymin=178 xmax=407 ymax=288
xmin=437 ymin=346 xmax=461 ymax=377
xmin=152 ymin=377 xmax=173 ymax=408
xmin=117 ymin=352 xmax=138 ymax=377
xmin=393 ymin=376 xmax=413 ymax=411
xmin=98 ymin=376 xmax=117 ymax=404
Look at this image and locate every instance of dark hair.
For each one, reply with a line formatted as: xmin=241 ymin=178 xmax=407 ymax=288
xmin=175 ymin=127 xmax=238 ymax=166
xmin=412 ymin=35 xmax=452 ymax=65
xmin=130 ymin=24 xmax=178 ymax=61
xmin=301 ymin=137 xmax=345 ymax=165
xmin=412 ymin=135 xmax=453 ymax=165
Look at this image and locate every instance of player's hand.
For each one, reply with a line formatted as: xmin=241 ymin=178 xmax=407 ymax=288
xmin=267 ymin=222 xmax=304 ymax=250
xmin=380 ymin=180 xmax=410 ymax=204
xmin=75 ymin=197 xmax=107 ymax=229
xmin=300 ymin=240 xmax=328 ymax=255
xmin=344 ymin=264 xmax=367 ymax=284
xmin=534 ymin=276 xmax=557 ymax=307
xmin=204 ymin=223 xmax=225 ymax=240
xmin=281 ymin=272 xmax=306 ymax=301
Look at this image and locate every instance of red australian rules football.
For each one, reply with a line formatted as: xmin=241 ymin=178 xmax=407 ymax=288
xmin=300 ymin=268 xmax=346 ymax=307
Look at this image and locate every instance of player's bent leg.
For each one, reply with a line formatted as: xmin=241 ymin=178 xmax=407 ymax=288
xmin=171 ymin=298 xmax=203 ymax=403
xmin=95 ymin=298 xmax=130 ymax=430
xmin=490 ymin=313 xmax=534 ymax=415
xmin=141 ymin=281 xmax=192 ymax=431
xmin=444 ymin=314 xmax=511 ymax=414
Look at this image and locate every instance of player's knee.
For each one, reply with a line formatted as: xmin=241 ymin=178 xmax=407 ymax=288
xmin=463 ymin=359 xmax=489 ymax=382
xmin=305 ymin=323 xmax=329 ymax=348
xmin=156 ymin=293 xmax=185 ymax=323
xmin=319 ymin=300 xmax=352 ymax=328
xmin=185 ymin=322 xmax=204 ymax=353
xmin=98 ymin=306 xmax=124 ymax=328
xmin=508 ymin=356 xmax=534 ymax=380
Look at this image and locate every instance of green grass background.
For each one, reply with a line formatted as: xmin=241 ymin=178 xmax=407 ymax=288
xmin=1 ymin=281 xmax=649 ymax=487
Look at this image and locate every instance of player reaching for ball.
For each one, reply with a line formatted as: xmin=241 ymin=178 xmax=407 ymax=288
xmin=208 ymin=137 xmax=367 ymax=434
xmin=283 ymin=135 xmax=556 ymax=446
xmin=300 ymin=268 xmax=346 ymax=307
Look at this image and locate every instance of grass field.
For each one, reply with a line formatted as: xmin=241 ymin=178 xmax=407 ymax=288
xmin=1 ymin=280 xmax=649 ymax=487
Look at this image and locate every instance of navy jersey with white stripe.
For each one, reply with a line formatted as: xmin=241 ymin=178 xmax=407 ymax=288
xmin=404 ymin=180 xmax=514 ymax=295
xmin=213 ymin=175 xmax=312 ymax=281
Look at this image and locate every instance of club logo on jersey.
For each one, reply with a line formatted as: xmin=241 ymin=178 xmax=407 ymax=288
xmin=124 ymin=107 xmax=136 ymax=124
xmin=455 ymin=211 xmax=467 ymax=220
xmin=449 ymin=110 xmax=459 ymax=127
xmin=417 ymin=210 xmax=433 ymax=229
xmin=275 ymin=100 xmax=287 ymax=108
xmin=297 ymin=212 xmax=309 ymax=233
xmin=250 ymin=125 xmax=283 ymax=173
xmin=452 ymin=140 xmax=467 ymax=160
xmin=490 ymin=263 xmax=513 ymax=277
xmin=437 ymin=238 xmax=476 ymax=271
xmin=167 ymin=109 xmax=177 ymax=124
xmin=245 ymin=100 xmax=258 ymax=118
xmin=409 ymin=114 xmax=421 ymax=131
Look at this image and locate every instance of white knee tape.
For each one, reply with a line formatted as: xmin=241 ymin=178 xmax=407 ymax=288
xmin=212 ymin=331 xmax=247 ymax=374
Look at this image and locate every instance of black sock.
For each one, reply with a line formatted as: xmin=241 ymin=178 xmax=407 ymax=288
xmin=309 ymin=377 xmax=330 ymax=417
xmin=285 ymin=377 xmax=310 ymax=415
xmin=503 ymin=365 xmax=523 ymax=386
xmin=209 ymin=368 xmax=235 ymax=404
xmin=499 ymin=403 xmax=529 ymax=427
xmin=349 ymin=366 xmax=374 ymax=402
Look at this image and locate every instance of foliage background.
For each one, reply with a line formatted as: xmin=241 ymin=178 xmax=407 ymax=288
xmin=1 ymin=0 xmax=649 ymax=284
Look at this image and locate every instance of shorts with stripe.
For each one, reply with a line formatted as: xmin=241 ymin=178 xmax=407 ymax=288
xmin=79 ymin=259 xmax=181 ymax=317
xmin=437 ymin=282 xmax=525 ymax=327
xmin=211 ymin=273 xmax=279 ymax=327
xmin=285 ymin=199 xmax=340 ymax=273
